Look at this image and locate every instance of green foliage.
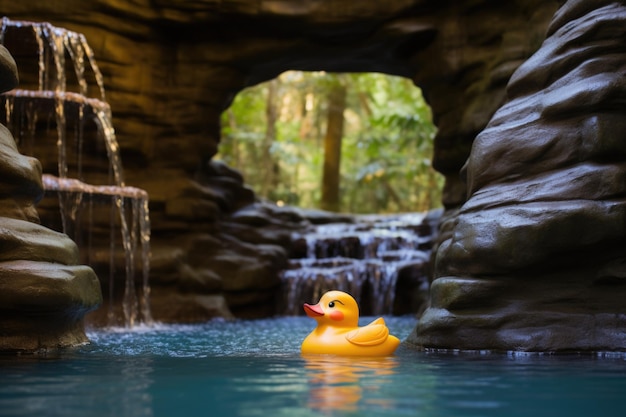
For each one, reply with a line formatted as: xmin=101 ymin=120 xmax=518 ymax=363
xmin=218 ymin=71 xmax=443 ymax=213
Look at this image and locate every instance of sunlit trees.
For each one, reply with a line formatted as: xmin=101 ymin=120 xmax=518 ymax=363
xmin=219 ymin=71 xmax=443 ymax=214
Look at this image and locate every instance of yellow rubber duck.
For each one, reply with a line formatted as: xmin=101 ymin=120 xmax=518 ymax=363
xmin=301 ymin=290 xmax=400 ymax=356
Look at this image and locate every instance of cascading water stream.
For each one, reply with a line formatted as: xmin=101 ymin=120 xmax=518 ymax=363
xmin=0 ymin=17 xmax=151 ymax=327
xmin=281 ymin=213 xmax=434 ymax=316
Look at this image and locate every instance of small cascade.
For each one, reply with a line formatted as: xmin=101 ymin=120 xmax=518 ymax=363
xmin=281 ymin=213 xmax=435 ymax=316
xmin=0 ymin=18 xmax=152 ymax=327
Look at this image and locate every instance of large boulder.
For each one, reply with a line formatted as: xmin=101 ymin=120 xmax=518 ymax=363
xmin=409 ymin=0 xmax=626 ymax=352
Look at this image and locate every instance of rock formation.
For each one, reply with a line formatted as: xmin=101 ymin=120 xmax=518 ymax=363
xmin=0 ymin=45 xmax=102 ymax=352
xmin=4 ymin=0 xmax=626 ymax=352
xmin=0 ymin=0 xmax=560 ymax=324
xmin=409 ymin=0 xmax=626 ymax=352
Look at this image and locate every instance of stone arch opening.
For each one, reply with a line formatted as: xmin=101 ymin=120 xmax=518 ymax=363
xmin=218 ymin=70 xmax=443 ymax=214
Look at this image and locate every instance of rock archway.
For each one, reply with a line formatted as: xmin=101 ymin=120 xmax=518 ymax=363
xmin=2 ymin=0 xmax=625 ymax=352
xmin=2 ymin=0 xmax=558 ymax=320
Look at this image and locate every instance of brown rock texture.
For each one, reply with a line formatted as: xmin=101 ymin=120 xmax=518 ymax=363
xmin=0 ymin=45 xmax=102 ymax=352
xmin=409 ymin=0 xmax=626 ymax=352
xmin=0 ymin=0 xmax=559 ymax=322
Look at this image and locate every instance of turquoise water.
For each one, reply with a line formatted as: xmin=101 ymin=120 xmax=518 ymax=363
xmin=1 ymin=316 xmax=626 ymax=417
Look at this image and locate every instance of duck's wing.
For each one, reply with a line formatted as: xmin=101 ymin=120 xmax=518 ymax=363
xmin=345 ymin=323 xmax=389 ymax=347
xmin=368 ymin=317 xmax=386 ymax=326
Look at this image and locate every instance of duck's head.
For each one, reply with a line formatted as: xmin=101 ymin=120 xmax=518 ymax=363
xmin=303 ymin=290 xmax=359 ymax=327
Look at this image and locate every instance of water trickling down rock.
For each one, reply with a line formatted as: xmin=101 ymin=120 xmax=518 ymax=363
xmin=0 ymin=41 xmax=101 ymax=352
xmin=0 ymin=18 xmax=152 ymax=327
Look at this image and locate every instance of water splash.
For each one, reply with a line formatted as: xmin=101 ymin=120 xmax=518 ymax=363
xmin=0 ymin=18 xmax=151 ymax=327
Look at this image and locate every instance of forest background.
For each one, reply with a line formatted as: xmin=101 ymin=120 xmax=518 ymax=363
xmin=219 ymin=71 xmax=443 ymax=214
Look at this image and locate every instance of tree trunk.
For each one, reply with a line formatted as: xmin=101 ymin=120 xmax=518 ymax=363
xmin=260 ymin=80 xmax=278 ymax=198
xmin=320 ymin=81 xmax=347 ymax=212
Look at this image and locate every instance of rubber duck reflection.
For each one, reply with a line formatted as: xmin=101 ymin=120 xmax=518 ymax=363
xmin=303 ymin=355 xmax=398 ymax=412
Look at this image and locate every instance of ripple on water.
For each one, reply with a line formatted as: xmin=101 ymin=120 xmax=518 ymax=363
xmin=83 ymin=315 xmax=418 ymax=358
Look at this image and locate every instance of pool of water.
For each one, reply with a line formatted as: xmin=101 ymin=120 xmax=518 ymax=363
xmin=1 ymin=316 xmax=625 ymax=417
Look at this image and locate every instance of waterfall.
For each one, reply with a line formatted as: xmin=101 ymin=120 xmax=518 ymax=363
xmin=0 ymin=18 xmax=152 ymax=327
xmin=281 ymin=213 xmax=434 ymax=316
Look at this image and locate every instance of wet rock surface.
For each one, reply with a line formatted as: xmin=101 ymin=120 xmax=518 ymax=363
xmin=0 ymin=45 xmax=101 ymax=352
xmin=409 ymin=0 xmax=626 ymax=352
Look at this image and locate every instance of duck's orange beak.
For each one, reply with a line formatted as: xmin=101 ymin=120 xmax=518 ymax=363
xmin=304 ymin=303 xmax=324 ymax=318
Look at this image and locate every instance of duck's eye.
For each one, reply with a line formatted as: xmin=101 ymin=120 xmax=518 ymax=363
xmin=328 ymin=299 xmax=344 ymax=308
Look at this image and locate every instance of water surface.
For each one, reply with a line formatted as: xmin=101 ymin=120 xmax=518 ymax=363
xmin=1 ymin=316 xmax=625 ymax=417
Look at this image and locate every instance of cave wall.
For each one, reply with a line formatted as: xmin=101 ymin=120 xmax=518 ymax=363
xmin=1 ymin=0 xmax=561 ymax=324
